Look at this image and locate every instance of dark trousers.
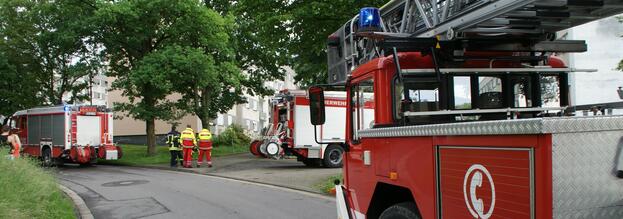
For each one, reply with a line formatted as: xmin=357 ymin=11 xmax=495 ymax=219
xmin=170 ymin=150 xmax=183 ymax=167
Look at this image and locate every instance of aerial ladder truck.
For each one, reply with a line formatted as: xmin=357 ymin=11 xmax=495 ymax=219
xmin=307 ymin=0 xmax=623 ymax=218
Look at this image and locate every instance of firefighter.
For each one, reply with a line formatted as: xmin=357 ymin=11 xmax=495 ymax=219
xmin=197 ymin=128 xmax=213 ymax=168
xmin=5 ymin=127 xmax=21 ymax=159
xmin=166 ymin=125 xmax=183 ymax=168
xmin=179 ymin=125 xmax=196 ymax=168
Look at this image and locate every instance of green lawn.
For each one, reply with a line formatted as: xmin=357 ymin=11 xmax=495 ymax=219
xmin=316 ymin=174 xmax=343 ymax=194
xmin=0 ymin=149 xmax=76 ymax=219
xmin=99 ymin=144 xmax=248 ymax=166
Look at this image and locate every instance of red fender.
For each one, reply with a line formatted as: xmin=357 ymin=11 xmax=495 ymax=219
xmin=250 ymin=140 xmax=261 ymax=156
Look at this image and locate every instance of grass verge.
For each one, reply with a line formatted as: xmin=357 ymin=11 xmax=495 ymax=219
xmin=99 ymin=144 xmax=248 ymax=166
xmin=0 ymin=149 xmax=76 ymax=219
xmin=316 ymin=174 xmax=343 ymax=195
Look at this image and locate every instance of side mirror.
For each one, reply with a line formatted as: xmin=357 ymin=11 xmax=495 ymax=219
xmin=309 ymin=86 xmax=326 ymax=126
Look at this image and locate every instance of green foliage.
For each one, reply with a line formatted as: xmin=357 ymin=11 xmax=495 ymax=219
xmin=0 ymin=149 xmax=75 ymax=219
xmin=213 ymin=124 xmax=252 ymax=147
xmin=0 ymin=51 xmax=41 ymax=123
xmin=316 ymin=174 xmax=343 ymax=194
xmin=209 ymin=0 xmax=386 ymax=87
xmin=286 ymin=0 xmax=387 ymax=86
xmin=0 ymin=0 xmax=99 ymax=105
xmin=94 ymin=0 xmax=234 ymax=154
xmin=204 ymin=1 xmax=289 ymax=95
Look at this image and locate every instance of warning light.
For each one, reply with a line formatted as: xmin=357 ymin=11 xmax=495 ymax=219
xmin=358 ymin=7 xmax=382 ymax=32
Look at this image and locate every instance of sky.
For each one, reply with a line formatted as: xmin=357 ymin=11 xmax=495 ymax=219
xmin=568 ymin=15 xmax=623 ymax=105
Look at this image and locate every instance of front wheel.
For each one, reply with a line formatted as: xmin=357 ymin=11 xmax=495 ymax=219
xmin=41 ymin=148 xmax=53 ymax=167
xmin=379 ymin=202 xmax=421 ymax=219
xmin=322 ymin=144 xmax=344 ymax=168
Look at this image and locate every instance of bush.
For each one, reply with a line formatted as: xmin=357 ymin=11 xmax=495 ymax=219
xmin=0 ymin=149 xmax=75 ymax=219
xmin=213 ymin=124 xmax=251 ymax=147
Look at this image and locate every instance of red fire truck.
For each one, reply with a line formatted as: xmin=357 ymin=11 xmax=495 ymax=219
xmin=8 ymin=105 xmax=121 ymax=166
xmin=251 ymin=90 xmax=372 ymax=167
xmin=308 ymin=1 xmax=623 ymax=219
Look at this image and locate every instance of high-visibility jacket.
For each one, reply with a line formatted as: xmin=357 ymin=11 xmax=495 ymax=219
xmin=166 ymin=130 xmax=181 ymax=151
xmin=198 ymin=129 xmax=213 ymax=150
xmin=179 ymin=128 xmax=196 ymax=148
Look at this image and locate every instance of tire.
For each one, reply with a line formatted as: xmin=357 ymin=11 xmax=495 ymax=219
xmin=41 ymin=148 xmax=53 ymax=167
xmin=322 ymin=144 xmax=344 ymax=168
xmin=379 ymin=202 xmax=421 ymax=219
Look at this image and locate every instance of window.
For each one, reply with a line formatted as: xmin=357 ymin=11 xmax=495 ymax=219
xmin=253 ymin=100 xmax=258 ymax=111
xmin=227 ymin=115 xmax=234 ymax=125
xmin=394 ymin=77 xmax=439 ymax=118
xmin=217 ymin=114 xmax=224 ymax=126
xmin=351 ymin=78 xmax=374 ymax=141
xmin=511 ymin=76 xmax=532 ymax=107
xmin=541 ymin=76 xmax=561 ymax=107
xmin=246 ymin=120 xmax=251 ymax=130
xmin=453 ymin=76 xmax=472 ymax=109
xmin=478 ymin=76 xmax=503 ymax=109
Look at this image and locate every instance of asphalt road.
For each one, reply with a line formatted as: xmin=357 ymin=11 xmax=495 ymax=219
xmin=57 ymin=165 xmax=336 ymax=219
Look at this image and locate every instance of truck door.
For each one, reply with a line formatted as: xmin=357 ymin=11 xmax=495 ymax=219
xmin=16 ymin=116 xmax=27 ymax=144
xmin=351 ymin=78 xmax=387 ymax=176
xmin=76 ymin=115 xmax=101 ymax=146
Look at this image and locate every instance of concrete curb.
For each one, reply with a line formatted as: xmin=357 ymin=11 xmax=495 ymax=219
xmin=108 ymin=164 xmax=333 ymax=198
xmin=58 ymin=184 xmax=94 ymax=219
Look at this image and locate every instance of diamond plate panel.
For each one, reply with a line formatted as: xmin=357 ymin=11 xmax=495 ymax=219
xmin=358 ymin=116 xmax=623 ymax=137
xmin=553 ymin=131 xmax=623 ymax=219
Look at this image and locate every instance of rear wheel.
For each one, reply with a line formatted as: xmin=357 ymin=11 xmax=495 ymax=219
xmin=41 ymin=148 xmax=53 ymax=167
xmin=379 ymin=202 xmax=420 ymax=219
xmin=322 ymin=144 xmax=344 ymax=168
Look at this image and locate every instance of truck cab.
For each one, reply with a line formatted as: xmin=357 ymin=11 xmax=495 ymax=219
xmin=309 ymin=1 xmax=623 ymax=219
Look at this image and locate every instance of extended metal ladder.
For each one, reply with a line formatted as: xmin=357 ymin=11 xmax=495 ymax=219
xmin=327 ymin=0 xmax=623 ymax=84
xmin=380 ymin=0 xmax=623 ymax=39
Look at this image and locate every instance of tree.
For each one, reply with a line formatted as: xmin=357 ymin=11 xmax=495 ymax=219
xmin=0 ymin=0 xmax=99 ymax=105
xmin=0 ymin=50 xmax=42 ymax=125
xmin=286 ymin=0 xmax=386 ymax=86
xmin=163 ymin=1 xmax=290 ymax=129
xmin=95 ymin=0 xmax=232 ymax=155
xmin=208 ymin=0 xmax=387 ymax=87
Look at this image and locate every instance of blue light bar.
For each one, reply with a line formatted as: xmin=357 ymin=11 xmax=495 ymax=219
xmin=358 ymin=7 xmax=382 ymax=32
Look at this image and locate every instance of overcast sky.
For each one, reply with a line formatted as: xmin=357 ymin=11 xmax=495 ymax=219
xmin=569 ymin=15 xmax=623 ymax=105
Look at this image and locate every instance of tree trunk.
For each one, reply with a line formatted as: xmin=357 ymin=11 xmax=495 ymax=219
xmin=199 ymin=112 xmax=211 ymax=131
xmin=146 ymin=118 xmax=157 ymax=156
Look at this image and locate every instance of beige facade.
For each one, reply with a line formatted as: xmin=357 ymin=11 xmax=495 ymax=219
xmin=108 ymin=67 xmax=297 ymax=143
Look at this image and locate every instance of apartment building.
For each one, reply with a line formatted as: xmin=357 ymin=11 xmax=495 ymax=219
xmin=61 ymin=72 xmax=109 ymax=106
xmin=109 ymin=67 xmax=297 ymax=145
